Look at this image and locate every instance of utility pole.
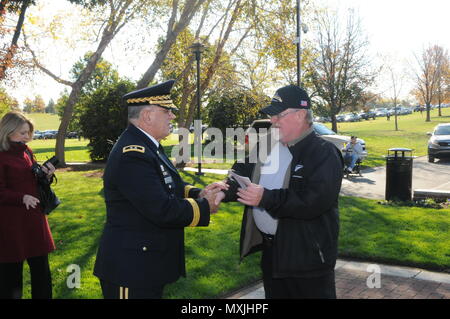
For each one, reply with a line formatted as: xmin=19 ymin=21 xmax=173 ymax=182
xmin=296 ymin=0 xmax=301 ymax=87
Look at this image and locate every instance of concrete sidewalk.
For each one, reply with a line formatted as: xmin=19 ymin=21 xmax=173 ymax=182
xmin=340 ymin=156 xmax=450 ymax=199
xmin=225 ymin=259 xmax=450 ymax=299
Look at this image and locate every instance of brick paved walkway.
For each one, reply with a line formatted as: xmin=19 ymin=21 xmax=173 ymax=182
xmin=336 ymin=267 xmax=450 ymax=299
xmin=227 ymin=259 xmax=450 ymax=299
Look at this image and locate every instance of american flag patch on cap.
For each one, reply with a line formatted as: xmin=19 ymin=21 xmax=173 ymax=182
xmin=300 ymin=100 xmax=308 ymax=107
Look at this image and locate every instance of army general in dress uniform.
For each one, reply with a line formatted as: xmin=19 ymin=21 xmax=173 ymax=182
xmin=93 ymin=80 xmax=225 ymax=299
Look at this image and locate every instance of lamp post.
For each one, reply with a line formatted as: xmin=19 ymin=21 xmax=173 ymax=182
xmin=296 ymin=0 xmax=301 ymax=87
xmin=294 ymin=0 xmax=308 ymax=87
xmin=189 ymin=41 xmax=205 ymax=175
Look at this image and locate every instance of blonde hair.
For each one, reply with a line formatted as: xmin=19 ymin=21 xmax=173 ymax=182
xmin=0 ymin=111 xmax=34 ymax=151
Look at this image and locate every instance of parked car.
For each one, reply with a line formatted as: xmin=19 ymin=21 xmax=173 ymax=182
xmin=427 ymin=123 xmax=450 ymax=163
xmin=244 ymin=119 xmax=367 ymax=159
xmin=401 ymin=107 xmax=412 ymax=115
xmin=66 ymin=131 xmax=79 ymax=139
xmin=358 ymin=111 xmax=376 ymax=120
xmin=343 ymin=113 xmax=361 ymax=122
xmin=33 ymin=130 xmax=43 ymax=139
xmin=312 ymin=122 xmax=367 ymax=159
xmin=413 ymin=105 xmax=423 ymax=112
xmin=313 ymin=116 xmax=330 ymax=123
xmin=42 ymin=130 xmax=58 ymax=139
xmin=375 ymin=108 xmax=388 ymax=117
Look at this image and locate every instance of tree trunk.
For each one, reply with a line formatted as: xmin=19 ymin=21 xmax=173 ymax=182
xmin=11 ymin=0 xmax=29 ymax=46
xmin=136 ymin=0 xmax=206 ymax=89
xmin=136 ymin=35 xmax=178 ymax=89
xmin=394 ymin=98 xmax=398 ymax=131
xmin=55 ymin=29 xmax=114 ymax=165
xmin=331 ymin=114 xmax=338 ymax=133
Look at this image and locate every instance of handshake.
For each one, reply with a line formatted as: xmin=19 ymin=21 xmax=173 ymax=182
xmin=199 ymin=180 xmax=265 ymax=214
xmin=199 ymin=182 xmax=228 ymax=214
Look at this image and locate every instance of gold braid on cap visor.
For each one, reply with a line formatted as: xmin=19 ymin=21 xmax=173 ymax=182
xmin=126 ymin=95 xmax=173 ymax=106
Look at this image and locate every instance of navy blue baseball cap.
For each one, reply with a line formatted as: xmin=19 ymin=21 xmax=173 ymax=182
xmin=260 ymin=84 xmax=311 ymax=116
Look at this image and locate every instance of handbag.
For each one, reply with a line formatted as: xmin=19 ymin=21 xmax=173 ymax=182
xmin=25 ymin=149 xmax=61 ymax=215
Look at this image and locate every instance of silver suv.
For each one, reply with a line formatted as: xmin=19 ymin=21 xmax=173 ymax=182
xmin=427 ymin=123 xmax=450 ymax=163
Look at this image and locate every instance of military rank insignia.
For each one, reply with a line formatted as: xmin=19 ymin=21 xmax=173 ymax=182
xmin=123 ymin=145 xmax=145 ymax=153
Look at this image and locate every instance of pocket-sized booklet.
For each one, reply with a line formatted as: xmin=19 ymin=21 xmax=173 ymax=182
xmin=228 ymin=170 xmax=251 ymax=189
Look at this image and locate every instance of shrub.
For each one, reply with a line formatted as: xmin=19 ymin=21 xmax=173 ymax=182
xmin=79 ymin=80 xmax=135 ymax=161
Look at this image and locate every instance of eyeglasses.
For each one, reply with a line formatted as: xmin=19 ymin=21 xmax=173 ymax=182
xmin=268 ymin=109 xmax=300 ymax=120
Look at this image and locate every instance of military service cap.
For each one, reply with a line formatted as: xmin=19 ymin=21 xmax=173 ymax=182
xmin=123 ymin=80 xmax=178 ymax=111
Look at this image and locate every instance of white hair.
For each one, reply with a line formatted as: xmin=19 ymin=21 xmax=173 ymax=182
xmin=305 ymin=109 xmax=313 ymax=126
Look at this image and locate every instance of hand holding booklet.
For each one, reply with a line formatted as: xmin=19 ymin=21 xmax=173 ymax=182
xmin=228 ymin=170 xmax=251 ymax=189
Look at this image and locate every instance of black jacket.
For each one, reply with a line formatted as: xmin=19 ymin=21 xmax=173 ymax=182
xmin=94 ymin=124 xmax=210 ymax=288
xmin=224 ymin=130 xmax=343 ymax=278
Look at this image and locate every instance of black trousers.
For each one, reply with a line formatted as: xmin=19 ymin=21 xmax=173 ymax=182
xmin=100 ymin=280 xmax=165 ymax=299
xmin=0 ymin=255 xmax=52 ymax=299
xmin=261 ymin=235 xmax=336 ymax=299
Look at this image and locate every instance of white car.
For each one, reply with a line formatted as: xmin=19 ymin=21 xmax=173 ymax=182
xmin=313 ymin=122 xmax=367 ymax=159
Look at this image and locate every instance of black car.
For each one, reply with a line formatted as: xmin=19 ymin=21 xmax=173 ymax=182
xmin=359 ymin=111 xmax=376 ymax=120
xmin=67 ymin=132 xmax=79 ymax=139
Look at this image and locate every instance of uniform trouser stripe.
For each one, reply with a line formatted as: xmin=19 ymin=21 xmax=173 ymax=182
xmin=119 ymin=287 xmax=129 ymax=299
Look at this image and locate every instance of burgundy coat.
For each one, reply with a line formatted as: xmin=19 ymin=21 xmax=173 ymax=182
xmin=0 ymin=142 xmax=55 ymax=263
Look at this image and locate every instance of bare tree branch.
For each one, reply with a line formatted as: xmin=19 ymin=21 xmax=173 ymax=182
xmin=23 ymin=33 xmax=74 ymax=86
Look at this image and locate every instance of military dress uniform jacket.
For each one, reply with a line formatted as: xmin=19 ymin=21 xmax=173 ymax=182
xmin=94 ymin=124 xmax=210 ymax=288
xmin=223 ymin=130 xmax=344 ymax=278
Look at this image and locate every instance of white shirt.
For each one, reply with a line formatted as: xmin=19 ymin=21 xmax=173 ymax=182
xmin=136 ymin=125 xmax=159 ymax=149
xmin=345 ymin=141 xmax=364 ymax=158
xmin=252 ymin=141 xmax=293 ymax=235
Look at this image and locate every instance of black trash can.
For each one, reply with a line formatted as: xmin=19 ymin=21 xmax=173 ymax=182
xmin=385 ymin=148 xmax=414 ymax=201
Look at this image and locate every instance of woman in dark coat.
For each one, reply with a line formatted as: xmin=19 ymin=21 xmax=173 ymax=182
xmin=0 ymin=111 xmax=56 ymax=299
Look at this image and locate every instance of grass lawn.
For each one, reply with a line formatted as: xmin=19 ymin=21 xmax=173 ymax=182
xmin=19 ymin=169 xmax=450 ymax=299
xmin=27 ymin=113 xmax=61 ymax=131
xmin=339 ymin=196 xmax=450 ymax=272
xmin=29 ymin=139 xmax=91 ymax=163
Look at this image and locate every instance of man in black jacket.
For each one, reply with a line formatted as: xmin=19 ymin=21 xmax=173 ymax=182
xmin=219 ymin=84 xmax=343 ymax=299
xmin=94 ymin=80 xmax=225 ymax=299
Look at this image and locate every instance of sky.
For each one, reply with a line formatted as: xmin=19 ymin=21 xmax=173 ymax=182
xmin=3 ymin=0 xmax=450 ymax=105
xmin=315 ymin=0 xmax=450 ymax=100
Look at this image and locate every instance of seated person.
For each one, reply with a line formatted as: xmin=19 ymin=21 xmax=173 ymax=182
xmin=343 ymin=136 xmax=363 ymax=173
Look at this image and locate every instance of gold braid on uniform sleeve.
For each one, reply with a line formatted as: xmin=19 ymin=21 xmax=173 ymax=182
xmin=184 ymin=185 xmax=196 ymax=198
xmin=186 ymin=198 xmax=200 ymax=227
